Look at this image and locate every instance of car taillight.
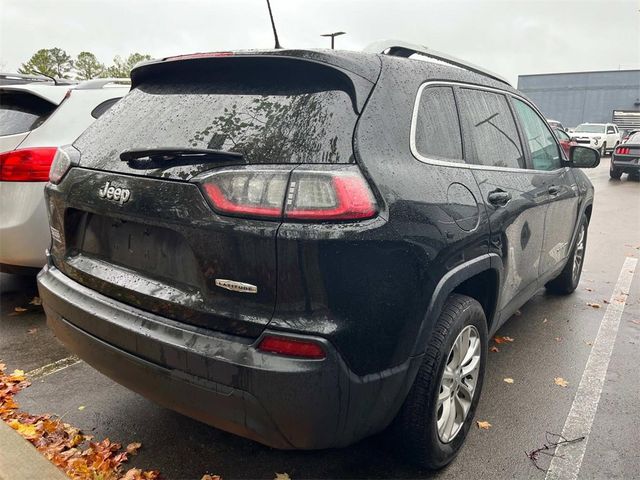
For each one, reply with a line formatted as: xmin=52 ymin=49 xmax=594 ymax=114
xmin=0 ymin=147 xmax=58 ymax=182
xmin=616 ymin=147 xmax=630 ymax=155
xmin=199 ymin=165 xmax=377 ymax=222
xmin=49 ymin=145 xmax=81 ymax=185
xmin=257 ymin=335 xmax=326 ymax=359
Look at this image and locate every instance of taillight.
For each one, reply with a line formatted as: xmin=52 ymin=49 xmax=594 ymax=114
xmin=199 ymin=165 xmax=377 ymax=222
xmin=257 ymin=335 xmax=326 ymax=359
xmin=49 ymin=145 xmax=80 ymax=184
xmin=0 ymin=147 xmax=58 ymax=182
xmin=201 ymin=167 xmax=291 ymax=219
xmin=616 ymin=146 xmax=630 ymax=155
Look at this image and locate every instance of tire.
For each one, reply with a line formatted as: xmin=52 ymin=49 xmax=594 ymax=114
xmin=600 ymin=143 xmax=607 ymax=157
xmin=391 ymin=294 xmax=488 ymax=469
xmin=610 ymin=167 xmax=622 ymax=180
xmin=546 ymin=214 xmax=588 ymax=294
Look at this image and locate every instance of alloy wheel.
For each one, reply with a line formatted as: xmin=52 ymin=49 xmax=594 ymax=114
xmin=572 ymin=225 xmax=586 ymax=283
xmin=436 ymin=325 xmax=481 ymax=443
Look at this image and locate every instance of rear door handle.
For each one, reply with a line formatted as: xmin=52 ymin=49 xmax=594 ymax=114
xmin=487 ymin=189 xmax=512 ymax=206
xmin=548 ymin=185 xmax=560 ymax=196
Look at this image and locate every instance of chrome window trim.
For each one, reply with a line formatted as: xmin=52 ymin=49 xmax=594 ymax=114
xmin=410 ymin=80 xmax=567 ymax=175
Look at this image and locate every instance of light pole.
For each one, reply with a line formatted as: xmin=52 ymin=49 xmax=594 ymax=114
xmin=321 ymin=31 xmax=346 ymax=49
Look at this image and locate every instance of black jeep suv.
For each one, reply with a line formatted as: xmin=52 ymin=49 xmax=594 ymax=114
xmin=38 ymin=43 xmax=599 ymax=468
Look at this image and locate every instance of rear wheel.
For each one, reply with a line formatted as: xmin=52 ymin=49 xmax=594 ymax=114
xmin=600 ymin=142 xmax=607 ymax=157
xmin=546 ymin=214 xmax=588 ymax=294
xmin=610 ymin=165 xmax=622 ymax=179
xmin=392 ymin=294 xmax=487 ymax=469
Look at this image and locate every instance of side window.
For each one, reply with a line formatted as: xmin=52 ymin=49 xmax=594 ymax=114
xmin=555 ymin=129 xmax=570 ymax=141
xmin=606 ymin=126 xmax=615 ymax=134
xmin=458 ymin=89 xmax=524 ymax=169
xmin=414 ymin=86 xmax=463 ymax=162
xmin=513 ymin=99 xmax=562 ymax=171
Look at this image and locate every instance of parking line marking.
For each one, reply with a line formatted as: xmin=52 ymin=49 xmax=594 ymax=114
xmin=545 ymin=256 xmax=637 ymax=480
xmin=26 ymin=355 xmax=81 ymax=380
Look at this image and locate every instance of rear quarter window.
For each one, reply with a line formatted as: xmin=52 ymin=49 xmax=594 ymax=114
xmin=413 ymin=86 xmax=463 ymax=162
xmin=0 ymin=91 xmax=57 ymax=136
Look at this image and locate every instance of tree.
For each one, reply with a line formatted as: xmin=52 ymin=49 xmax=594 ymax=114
xmin=103 ymin=53 xmax=151 ymax=78
xmin=18 ymin=48 xmax=74 ymax=78
xmin=74 ymin=51 xmax=104 ymax=80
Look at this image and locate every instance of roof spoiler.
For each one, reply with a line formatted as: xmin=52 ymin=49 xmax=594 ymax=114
xmin=364 ymin=39 xmax=510 ymax=86
xmin=129 ymin=52 xmax=378 ymax=112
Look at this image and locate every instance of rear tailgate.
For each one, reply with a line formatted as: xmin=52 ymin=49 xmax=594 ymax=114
xmin=49 ymin=53 xmax=377 ymax=338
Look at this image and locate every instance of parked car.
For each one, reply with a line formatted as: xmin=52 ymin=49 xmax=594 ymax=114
xmin=0 ymin=78 xmax=129 ymax=274
xmin=572 ymin=122 xmax=621 ymax=156
xmin=610 ymin=132 xmax=640 ymax=179
xmin=620 ymin=128 xmax=640 ymax=143
xmin=37 ymin=43 xmax=599 ymax=469
xmin=547 ymin=119 xmax=565 ymax=131
xmin=553 ymin=127 xmax=578 ymax=157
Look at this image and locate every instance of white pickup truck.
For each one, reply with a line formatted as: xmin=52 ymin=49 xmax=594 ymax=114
xmin=572 ymin=123 xmax=621 ymax=156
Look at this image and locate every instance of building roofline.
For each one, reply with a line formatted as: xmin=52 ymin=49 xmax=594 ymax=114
xmin=518 ymin=68 xmax=640 ymax=78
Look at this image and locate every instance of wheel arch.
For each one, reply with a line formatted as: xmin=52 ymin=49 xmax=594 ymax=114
xmin=411 ymin=254 xmax=502 ymax=356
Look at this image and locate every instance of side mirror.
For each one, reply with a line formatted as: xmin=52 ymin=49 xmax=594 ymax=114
xmin=569 ymin=145 xmax=600 ymax=168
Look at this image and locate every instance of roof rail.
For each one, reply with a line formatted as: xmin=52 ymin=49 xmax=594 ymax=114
xmin=75 ymin=78 xmax=131 ymax=90
xmin=364 ymin=40 xmax=510 ymax=86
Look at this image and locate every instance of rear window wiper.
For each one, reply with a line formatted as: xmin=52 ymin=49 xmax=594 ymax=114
xmin=120 ymin=147 xmax=244 ymax=165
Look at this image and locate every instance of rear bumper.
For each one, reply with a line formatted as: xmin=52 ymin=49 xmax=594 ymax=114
xmin=611 ymin=156 xmax=640 ymax=174
xmin=0 ymin=182 xmax=49 ymax=268
xmin=37 ymin=263 xmax=421 ymax=449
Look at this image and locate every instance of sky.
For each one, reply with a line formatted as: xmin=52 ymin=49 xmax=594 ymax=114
xmin=1 ymin=0 xmax=639 ymax=85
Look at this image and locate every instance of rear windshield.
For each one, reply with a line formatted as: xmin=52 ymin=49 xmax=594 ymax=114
xmin=0 ymin=91 xmax=57 ymax=136
xmin=74 ymin=75 xmax=359 ymax=169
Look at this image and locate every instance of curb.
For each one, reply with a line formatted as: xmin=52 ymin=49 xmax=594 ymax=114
xmin=0 ymin=420 xmax=67 ymax=480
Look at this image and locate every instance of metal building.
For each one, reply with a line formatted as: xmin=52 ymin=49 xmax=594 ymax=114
xmin=517 ymin=70 xmax=640 ymax=129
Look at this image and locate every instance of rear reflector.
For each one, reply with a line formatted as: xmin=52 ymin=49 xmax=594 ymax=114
xmin=257 ymin=335 xmax=326 ymax=359
xmin=199 ymin=165 xmax=377 ymax=222
xmin=616 ymin=146 xmax=630 ymax=155
xmin=0 ymin=147 xmax=58 ymax=182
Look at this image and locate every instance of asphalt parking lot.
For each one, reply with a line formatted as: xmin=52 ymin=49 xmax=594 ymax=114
xmin=1 ymin=156 xmax=638 ymax=480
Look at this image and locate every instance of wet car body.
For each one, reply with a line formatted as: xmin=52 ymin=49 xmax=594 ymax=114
xmin=611 ymin=133 xmax=640 ymax=179
xmin=38 ymin=48 xmax=595 ymax=454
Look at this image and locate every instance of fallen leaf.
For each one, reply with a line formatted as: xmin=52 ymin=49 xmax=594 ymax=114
xmin=126 ymin=442 xmax=142 ymax=455
xmin=603 ymin=299 xmax=610 ymax=304
xmin=584 ymin=341 xmax=593 ymax=346
xmin=476 ymin=420 xmax=492 ymax=430
xmin=543 ymin=318 xmax=548 ymax=323
xmin=275 ymin=474 xmax=291 ymax=480
xmin=0 ymin=364 xmax=161 ymax=480
xmin=201 ymin=475 xmax=222 ymax=480
xmin=77 ymin=405 xmax=85 ymax=411
xmin=29 ymin=297 xmax=42 ymax=306
xmin=14 ymin=306 xmax=27 ymax=312
xmin=503 ymin=378 xmax=514 ymax=384
xmin=554 ymin=377 xmax=569 ymax=387
xmin=555 ymin=337 xmax=562 ymax=343
xmin=587 ymin=303 xmax=601 ymax=309
xmin=490 ymin=346 xmax=500 ymax=353
xmin=494 ymin=336 xmax=514 ymax=344
xmin=27 ymin=328 xmax=38 ymax=335
xmin=584 ymin=287 xmax=593 ymax=292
